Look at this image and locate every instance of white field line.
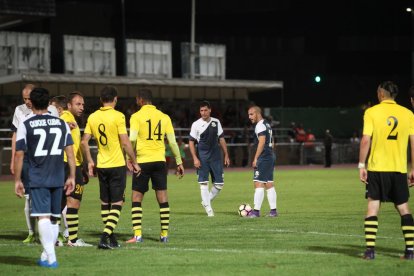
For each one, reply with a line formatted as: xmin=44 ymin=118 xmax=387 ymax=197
xmin=225 ymin=227 xmax=404 ymax=240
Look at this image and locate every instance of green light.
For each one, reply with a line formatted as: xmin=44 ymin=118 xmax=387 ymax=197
xmin=314 ymin=76 xmax=321 ymax=83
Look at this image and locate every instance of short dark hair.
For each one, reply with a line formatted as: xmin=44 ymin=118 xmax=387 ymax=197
xmin=68 ymin=91 xmax=84 ymax=104
xmin=379 ymin=81 xmax=398 ymax=98
xmin=30 ymin=88 xmax=49 ymax=110
xmin=100 ymin=86 xmax=117 ymax=103
xmin=199 ymin=100 xmax=211 ymax=109
xmin=50 ymin=95 xmax=67 ymax=109
xmin=137 ymin=88 xmax=153 ymax=102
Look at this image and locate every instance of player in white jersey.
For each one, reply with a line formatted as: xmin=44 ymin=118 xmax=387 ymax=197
xmin=189 ymin=101 xmax=230 ymax=217
xmin=10 ymin=84 xmax=60 ymax=243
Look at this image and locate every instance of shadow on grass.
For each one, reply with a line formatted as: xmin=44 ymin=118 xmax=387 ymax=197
xmin=0 ymin=234 xmax=25 ymax=241
xmin=307 ymin=244 xmax=403 ymax=259
xmin=0 ymin=256 xmax=34 ymax=266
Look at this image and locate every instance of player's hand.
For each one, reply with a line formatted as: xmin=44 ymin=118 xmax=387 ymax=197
xmin=10 ymin=160 xmax=15 ymax=175
xmin=14 ymin=180 xmax=24 ymax=198
xmin=252 ymin=159 xmax=257 ymax=169
xmin=82 ymin=166 xmax=89 ymax=184
xmin=88 ymin=162 xmax=96 ymax=177
xmin=193 ymin=158 xmax=201 ymax=169
xmin=68 ymin=121 xmax=78 ymax=130
xmin=64 ymin=177 xmax=75 ymax=195
xmin=132 ymin=163 xmax=141 ymax=176
xmin=359 ymin=168 xmax=368 ymax=184
xmin=224 ymin=155 xmax=230 ymax=167
xmin=176 ymin=164 xmax=184 ymax=179
xmin=408 ymin=170 xmax=414 ymax=187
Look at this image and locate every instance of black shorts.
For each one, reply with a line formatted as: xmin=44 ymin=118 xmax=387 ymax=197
xmin=97 ymin=166 xmax=126 ymax=203
xmin=366 ymin=171 xmax=410 ymax=205
xmin=64 ymin=163 xmax=85 ymax=201
xmin=132 ymin=161 xmax=167 ymax=193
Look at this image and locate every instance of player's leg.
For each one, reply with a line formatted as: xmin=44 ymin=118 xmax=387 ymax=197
xmin=99 ymin=166 xmax=126 ymax=249
xmin=198 ymin=162 xmax=213 ymax=216
xmin=265 ymin=182 xmax=277 ymax=217
xmin=362 ymin=171 xmax=383 ymax=260
xmin=264 ymin=158 xmax=278 ymax=217
xmin=248 ymin=160 xmax=266 ymax=218
xmin=152 ymin=162 xmax=169 ymax=242
xmin=127 ymin=164 xmax=150 ymax=243
xmin=33 ymin=187 xmax=62 ymax=268
xmin=22 ymin=160 xmax=35 ymax=243
xmin=66 ymin=166 xmax=92 ymax=246
xmin=209 ymin=161 xmax=224 ymax=202
xmin=393 ymin=173 xmax=413 ymax=260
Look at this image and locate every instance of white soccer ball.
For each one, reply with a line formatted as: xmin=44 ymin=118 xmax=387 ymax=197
xmin=238 ymin=203 xmax=252 ymax=217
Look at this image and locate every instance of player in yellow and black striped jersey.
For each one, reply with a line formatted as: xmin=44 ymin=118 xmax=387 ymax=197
xmin=50 ymin=93 xmax=92 ymax=247
xmin=359 ymin=81 xmax=414 ymax=260
xmin=81 ymin=86 xmax=141 ymax=249
xmin=126 ymin=88 xmax=184 ymax=244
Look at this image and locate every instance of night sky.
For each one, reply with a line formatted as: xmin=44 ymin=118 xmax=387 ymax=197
xmin=4 ymin=0 xmax=414 ymax=107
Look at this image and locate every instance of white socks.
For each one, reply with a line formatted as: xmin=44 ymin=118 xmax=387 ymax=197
xmin=200 ymin=185 xmax=211 ymax=209
xmin=38 ymin=219 xmax=57 ymax=264
xmin=24 ymin=196 xmax=33 ymax=234
xmin=209 ymin=185 xmax=221 ymax=202
xmin=61 ymin=205 xmax=68 ymax=232
xmin=266 ymin=187 xmax=277 ymax=209
xmin=253 ymin=188 xmax=265 ymax=210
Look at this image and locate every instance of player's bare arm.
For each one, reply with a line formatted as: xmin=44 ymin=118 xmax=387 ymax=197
xmin=10 ymin=132 xmax=16 ymax=174
xmin=189 ymin=140 xmax=201 ymax=168
xmin=81 ymin=133 xmax=95 ymax=176
xmin=219 ymin=137 xmax=230 ymax=167
xmin=14 ymin=150 xmax=25 ymax=198
xmin=358 ymin=135 xmax=371 ymax=184
xmin=64 ymin=145 xmax=76 ymax=195
xmin=119 ymin=133 xmax=141 ymax=174
xmin=253 ymin=135 xmax=265 ymax=168
xmin=166 ymin=132 xmax=184 ymax=178
xmin=409 ymin=135 xmax=414 ymax=187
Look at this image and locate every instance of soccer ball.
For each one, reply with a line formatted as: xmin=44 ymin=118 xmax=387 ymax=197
xmin=238 ymin=203 xmax=252 ymax=217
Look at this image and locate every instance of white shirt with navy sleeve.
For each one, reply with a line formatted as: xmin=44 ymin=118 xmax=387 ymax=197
xmin=189 ymin=117 xmax=224 ymax=161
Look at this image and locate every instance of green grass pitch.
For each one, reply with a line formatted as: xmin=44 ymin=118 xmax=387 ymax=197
xmin=0 ymin=167 xmax=414 ymax=275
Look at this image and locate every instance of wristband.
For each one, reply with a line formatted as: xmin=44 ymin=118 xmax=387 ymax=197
xmin=358 ymin=162 xmax=365 ymax=169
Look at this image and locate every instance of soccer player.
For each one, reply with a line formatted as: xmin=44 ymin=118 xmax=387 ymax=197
xmin=247 ymin=106 xmax=277 ymax=218
xmin=14 ymin=87 xmax=75 ymax=268
xmin=50 ymin=93 xmax=92 ymax=247
xmin=126 ymin=88 xmax=184 ymax=243
xmin=359 ymin=81 xmax=414 ymax=260
xmin=189 ymin=101 xmax=230 ymax=217
xmin=10 ymin=84 xmax=37 ymax=243
xmin=81 ymin=86 xmax=140 ymax=249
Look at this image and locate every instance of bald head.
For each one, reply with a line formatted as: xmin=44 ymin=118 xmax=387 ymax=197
xmin=248 ymin=105 xmax=263 ymax=124
xmin=22 ymin=84 xmax=35 ymax=109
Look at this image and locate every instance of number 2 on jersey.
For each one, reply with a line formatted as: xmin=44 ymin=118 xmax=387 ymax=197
xmin=386 ymin=116 xmax=398 ymax=140
xmin=146 ymin=119 xmax=162 ymax=140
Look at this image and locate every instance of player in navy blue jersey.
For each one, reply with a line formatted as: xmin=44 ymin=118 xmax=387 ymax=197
xmin=247 ymin=106 xmax=278 ymax=218
xmin=189 ymin=101 xmax=230 ymax=217
xmin=14 ymin=87 xmax=75 ymax=268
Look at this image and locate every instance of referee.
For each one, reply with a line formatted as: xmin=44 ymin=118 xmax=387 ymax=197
xmin=359 ymin=81 xmax=414 ymax=260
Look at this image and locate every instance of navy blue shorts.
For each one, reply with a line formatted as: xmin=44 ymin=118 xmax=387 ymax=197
xmin=30 ymin=187 xmax=63 ymax=218
xmin=197 ymin=159 xmax=224 ymax=185
xmin=253 ymin=157 xmax=275 ymax=183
